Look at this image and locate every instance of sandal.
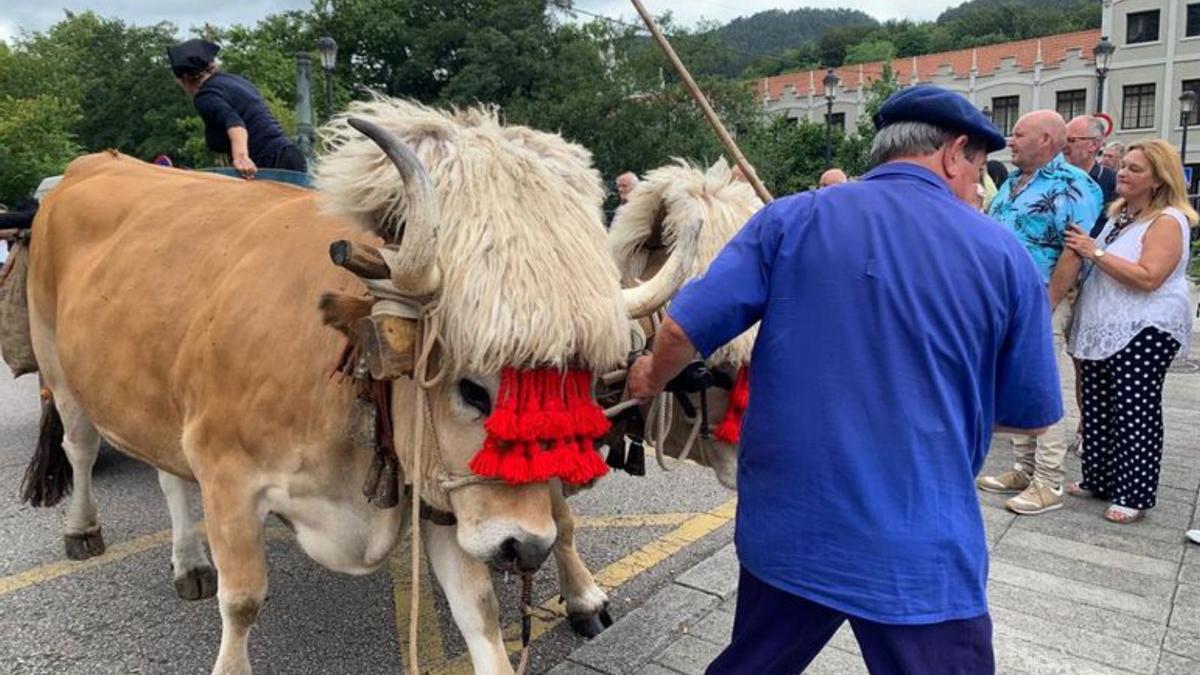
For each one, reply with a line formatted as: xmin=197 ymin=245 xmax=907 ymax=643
xmin=1104 ymin=504 xmax=1144 ymax=524
xmin=1066 ymin=482 xmax=1097 ymax=498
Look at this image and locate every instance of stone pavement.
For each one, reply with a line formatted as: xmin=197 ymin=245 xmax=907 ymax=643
xmin=550 ymin=291 xmax=1200 ymax=675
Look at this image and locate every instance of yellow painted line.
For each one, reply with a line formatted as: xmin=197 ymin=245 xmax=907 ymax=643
xmin=0 ymin=529 xmax=173 ymax=597
xmin=0 ymin=523 xmax=285 ymax=599
xmin=0 ymin=510 xmax=699 ymax=599
xmin=574 ymin=512 xmax=696 ymax=528
xmin=428 ymin=497 xmax=737 ymax=675
xmin=389 ymin=547 xmax=447 ymax=668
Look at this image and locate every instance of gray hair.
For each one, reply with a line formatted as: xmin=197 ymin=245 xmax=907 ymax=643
xmin=868 ymin=121 xmax=988 ymax=167
xmin=1083 ymin=116 xmax=1107 ymax=139
xmin=1105 ymin=141 xmax=1125 ymax=155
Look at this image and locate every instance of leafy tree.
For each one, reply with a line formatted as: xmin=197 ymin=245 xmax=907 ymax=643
xmin=818 ymin=24 xmax=877 ymax=67
xmin=0 ymin=95 xmax=82 ymax=203
xmin=845 ymin=40 xmax=896 ymax=65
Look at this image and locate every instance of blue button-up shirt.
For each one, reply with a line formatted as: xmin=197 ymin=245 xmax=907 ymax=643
xmin=669 ymin=162 xmax=1062 ymax=624
xmin=987 ymin=153 xmax=1102 ymax=283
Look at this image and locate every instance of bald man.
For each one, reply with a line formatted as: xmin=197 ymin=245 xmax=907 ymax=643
xmin=818 ymin=168 xmax=848 ymax=188
xmin=977 ymin=110 xmax=1102 ymax=516
xmin=615 ymin=171 xmax=639 ymax=204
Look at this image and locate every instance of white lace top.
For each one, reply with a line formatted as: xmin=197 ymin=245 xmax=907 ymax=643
xmin=1069 ymin=206 xmax=1193 ymax=360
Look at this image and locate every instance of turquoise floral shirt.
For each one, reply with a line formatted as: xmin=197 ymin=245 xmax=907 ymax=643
xmin=987 ymin=154 xmax=1102 ymax=283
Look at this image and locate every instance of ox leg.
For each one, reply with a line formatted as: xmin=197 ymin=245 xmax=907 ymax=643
xmin=422 ymin=522 xmax=513 ymax=675
xmin=56 ymin=393 xmax=105 ymax=560
xmin=550 ymin=483 xmax=611 ymax=638
xmin=158 ymin=470 xmax=217 ymax=601
xmin=200 ymin=479 xmax=267 ymax=675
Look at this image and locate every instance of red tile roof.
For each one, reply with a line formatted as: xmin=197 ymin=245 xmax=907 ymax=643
xmin=758 ymin=29 xmax=1101 ymax=101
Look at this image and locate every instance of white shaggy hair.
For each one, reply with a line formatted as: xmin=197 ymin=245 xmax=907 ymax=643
xmin=315 ymin=97 xmax=628 ymax=374
xmin=608 ymin=158 xmax=763 ymax=367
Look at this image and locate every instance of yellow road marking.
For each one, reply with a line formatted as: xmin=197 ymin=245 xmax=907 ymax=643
xmin=0 ymin=512 xmax=700 ymax=599
xmin=0 ymin=529 xmax=173 ymax=597
xmin=0 ymin=500 xmax=736 ymax=672
xmin=427 ymin=497 xmax=737 ymax=675
xmin=0 ymin=523 xmax=283 ymax=599
xmin=574 ymin=512 xmax=695 ymax=528
xmin=389 ymin=546 xmax=448 ymax=668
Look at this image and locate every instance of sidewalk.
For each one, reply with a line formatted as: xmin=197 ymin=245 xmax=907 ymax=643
xmin=551 ymin=287 xmax=1200 ymax=675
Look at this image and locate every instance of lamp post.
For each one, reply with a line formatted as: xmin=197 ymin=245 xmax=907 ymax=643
xmin=823 ymin=68 xmax=839 ymax=169
xmin=294 ymin=52 xmax=314 ymax=159
xmin=1181 ymin=89 xmax=1198 ymax=189
xmin=982 ymin=105 xmax=992 ymax=122
xmin=1093 ymin=35 xmax=1115 ymax=114
xmin=317 ymin=37 xmax=337 ymax=121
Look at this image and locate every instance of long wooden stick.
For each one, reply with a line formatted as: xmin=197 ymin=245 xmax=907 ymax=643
xmin=630 ymin=0 xmax=773 ymax=203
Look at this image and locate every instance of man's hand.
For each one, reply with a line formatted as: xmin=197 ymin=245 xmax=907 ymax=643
xmin=627 ymin=354 xmax=661 ymax=400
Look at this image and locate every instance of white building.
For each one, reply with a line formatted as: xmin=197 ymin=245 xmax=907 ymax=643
xmin=758 ymin=0 xmax=1200 ymax=189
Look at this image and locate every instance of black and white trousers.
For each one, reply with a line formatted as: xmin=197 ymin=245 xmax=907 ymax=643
xmin=1077 ymin=327 xmax=1180 ymax=510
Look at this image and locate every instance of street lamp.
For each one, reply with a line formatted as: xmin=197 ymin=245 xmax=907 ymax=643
xmin=1093 ymin=35 xmax=1115 ymax=114
xmin=1181 ymin=89 xmax=1198 ymax=183
xmin=823 ymin=68 xmax=839 ymax=169
xmin=317 ymin=36 xmax=338 ymax=121
xmin=982 ymin=105 xmax=992 ymax=122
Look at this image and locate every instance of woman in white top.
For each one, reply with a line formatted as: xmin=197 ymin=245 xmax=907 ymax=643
xmin=1063 ymin=139 xmax=1197 ymax=524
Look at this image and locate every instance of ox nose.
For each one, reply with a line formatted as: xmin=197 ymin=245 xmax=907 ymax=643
xmin=495 ymin=536 xmax=550 ymax=572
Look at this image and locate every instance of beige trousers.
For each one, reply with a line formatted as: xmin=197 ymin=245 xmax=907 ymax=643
xmin=1008 ymin=301 xmax=1072 ymax=486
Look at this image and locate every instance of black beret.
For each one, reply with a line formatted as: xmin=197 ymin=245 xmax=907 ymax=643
xmin=873 ymin=84 xmax=1007 ymax=153
xmin=167 ymin=39 xmax=220 ymax=78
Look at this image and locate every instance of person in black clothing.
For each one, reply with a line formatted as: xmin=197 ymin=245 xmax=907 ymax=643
xmin=1064 ymin=115 xmax=1116 ymax=236
xmin=167 ymin=39 xmax=306 ymax=178
xmin=985 ymin=159 xmax=1008 ymax=193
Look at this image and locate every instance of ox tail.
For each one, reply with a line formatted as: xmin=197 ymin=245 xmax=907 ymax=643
xmin=20 ymin=395 xmax=71 ymax=507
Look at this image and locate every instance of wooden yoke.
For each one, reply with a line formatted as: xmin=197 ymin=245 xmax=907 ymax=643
xmin=327 ymin=239 xmax=420 ymax=381
xmin=354 ymin=314 xmax=418 ymax=380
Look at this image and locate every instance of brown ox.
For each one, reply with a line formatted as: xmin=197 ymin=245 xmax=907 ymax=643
xmin=607 ymin=158 xmax=764 ymax=489
xmin=22 ymin=99 xmax=696 ymax=674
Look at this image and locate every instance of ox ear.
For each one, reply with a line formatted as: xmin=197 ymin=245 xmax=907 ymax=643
xmin=318 ymin=292 xmax=373 ymax=338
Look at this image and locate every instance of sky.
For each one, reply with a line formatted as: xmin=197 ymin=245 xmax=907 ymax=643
xmin=0 ymin=1 xmax=964 ymax=45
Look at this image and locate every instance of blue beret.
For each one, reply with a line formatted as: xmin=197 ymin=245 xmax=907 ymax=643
xmin=873 ymin=85 xmax=1007 ymax=153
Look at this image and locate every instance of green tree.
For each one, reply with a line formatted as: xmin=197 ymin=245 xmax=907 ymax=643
xmin=0 ymin=95 xmax=82 ymax=203
xmin=845 ymin=40 xmax=896 ymax=65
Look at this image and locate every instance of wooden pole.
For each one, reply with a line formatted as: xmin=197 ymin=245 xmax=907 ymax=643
xmin=629 ymin=0 xmax=773 ymax=203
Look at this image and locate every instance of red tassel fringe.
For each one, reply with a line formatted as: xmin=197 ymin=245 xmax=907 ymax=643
xmin=712 ymin=365 xmax=750 ymax=445
xmin=469 ymin=368 xmax=610 ymax=486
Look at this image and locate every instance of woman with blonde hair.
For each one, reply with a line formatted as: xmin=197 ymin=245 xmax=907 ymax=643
xmin=1063 ymin=139 xmax=1197 ymax=523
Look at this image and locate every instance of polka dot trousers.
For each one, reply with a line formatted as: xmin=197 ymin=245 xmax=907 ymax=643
xmin=1078 ymin=327 xmax=1180 ymax=510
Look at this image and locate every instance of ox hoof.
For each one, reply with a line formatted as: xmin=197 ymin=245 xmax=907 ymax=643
xmin=174 ymin=565 xmax=219 ymax=601
xmin=64 ymin=528 xmax=106 ymax=560
xmin=568 ymin=605 xmax=613 ymax=639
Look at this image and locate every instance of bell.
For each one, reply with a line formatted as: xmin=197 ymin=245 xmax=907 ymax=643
xmin=624 ymin=438 xmax=646 ymax=476
xmin=605 ymin=439 xmax=627 ymax=470
xmin=347 ymin=394 xmax=377 ymax=450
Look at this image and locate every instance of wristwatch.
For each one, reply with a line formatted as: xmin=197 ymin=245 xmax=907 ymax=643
xmin=1094 ymin=249 xmax=1106 ymax=261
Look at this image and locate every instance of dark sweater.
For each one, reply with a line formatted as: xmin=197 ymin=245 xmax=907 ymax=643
xmin=193 ymin=72 xmax=291 ymax=165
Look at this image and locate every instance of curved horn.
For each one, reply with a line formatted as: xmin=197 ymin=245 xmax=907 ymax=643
xmin=347 ymin=117 xmax=441 ymax=297
xmin=621 ymin=217 xmax=701 ymax=319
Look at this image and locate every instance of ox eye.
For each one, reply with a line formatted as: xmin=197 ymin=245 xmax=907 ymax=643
xmin=458 ymin=379 xmax=492 ymax=417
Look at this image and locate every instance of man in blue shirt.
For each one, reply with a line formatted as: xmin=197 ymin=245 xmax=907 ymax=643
xmin=978 ymin=111 xmax=1101 ymax=516
xmin=627 ymin=86 xmax=1062 ymax=674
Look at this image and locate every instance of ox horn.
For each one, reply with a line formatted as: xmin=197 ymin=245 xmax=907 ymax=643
xmin=621 ymin=217 xmax=702 ymax=318
xmin=347 ymin=117 xmax=441 ymax=297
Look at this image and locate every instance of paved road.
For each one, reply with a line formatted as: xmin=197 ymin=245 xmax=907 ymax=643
xmin=0 ymin=373 xmax=734 ymax=674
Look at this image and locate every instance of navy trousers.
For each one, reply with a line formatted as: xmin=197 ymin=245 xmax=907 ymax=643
xmin=706 ymin=567 xmax=994 ymax=675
